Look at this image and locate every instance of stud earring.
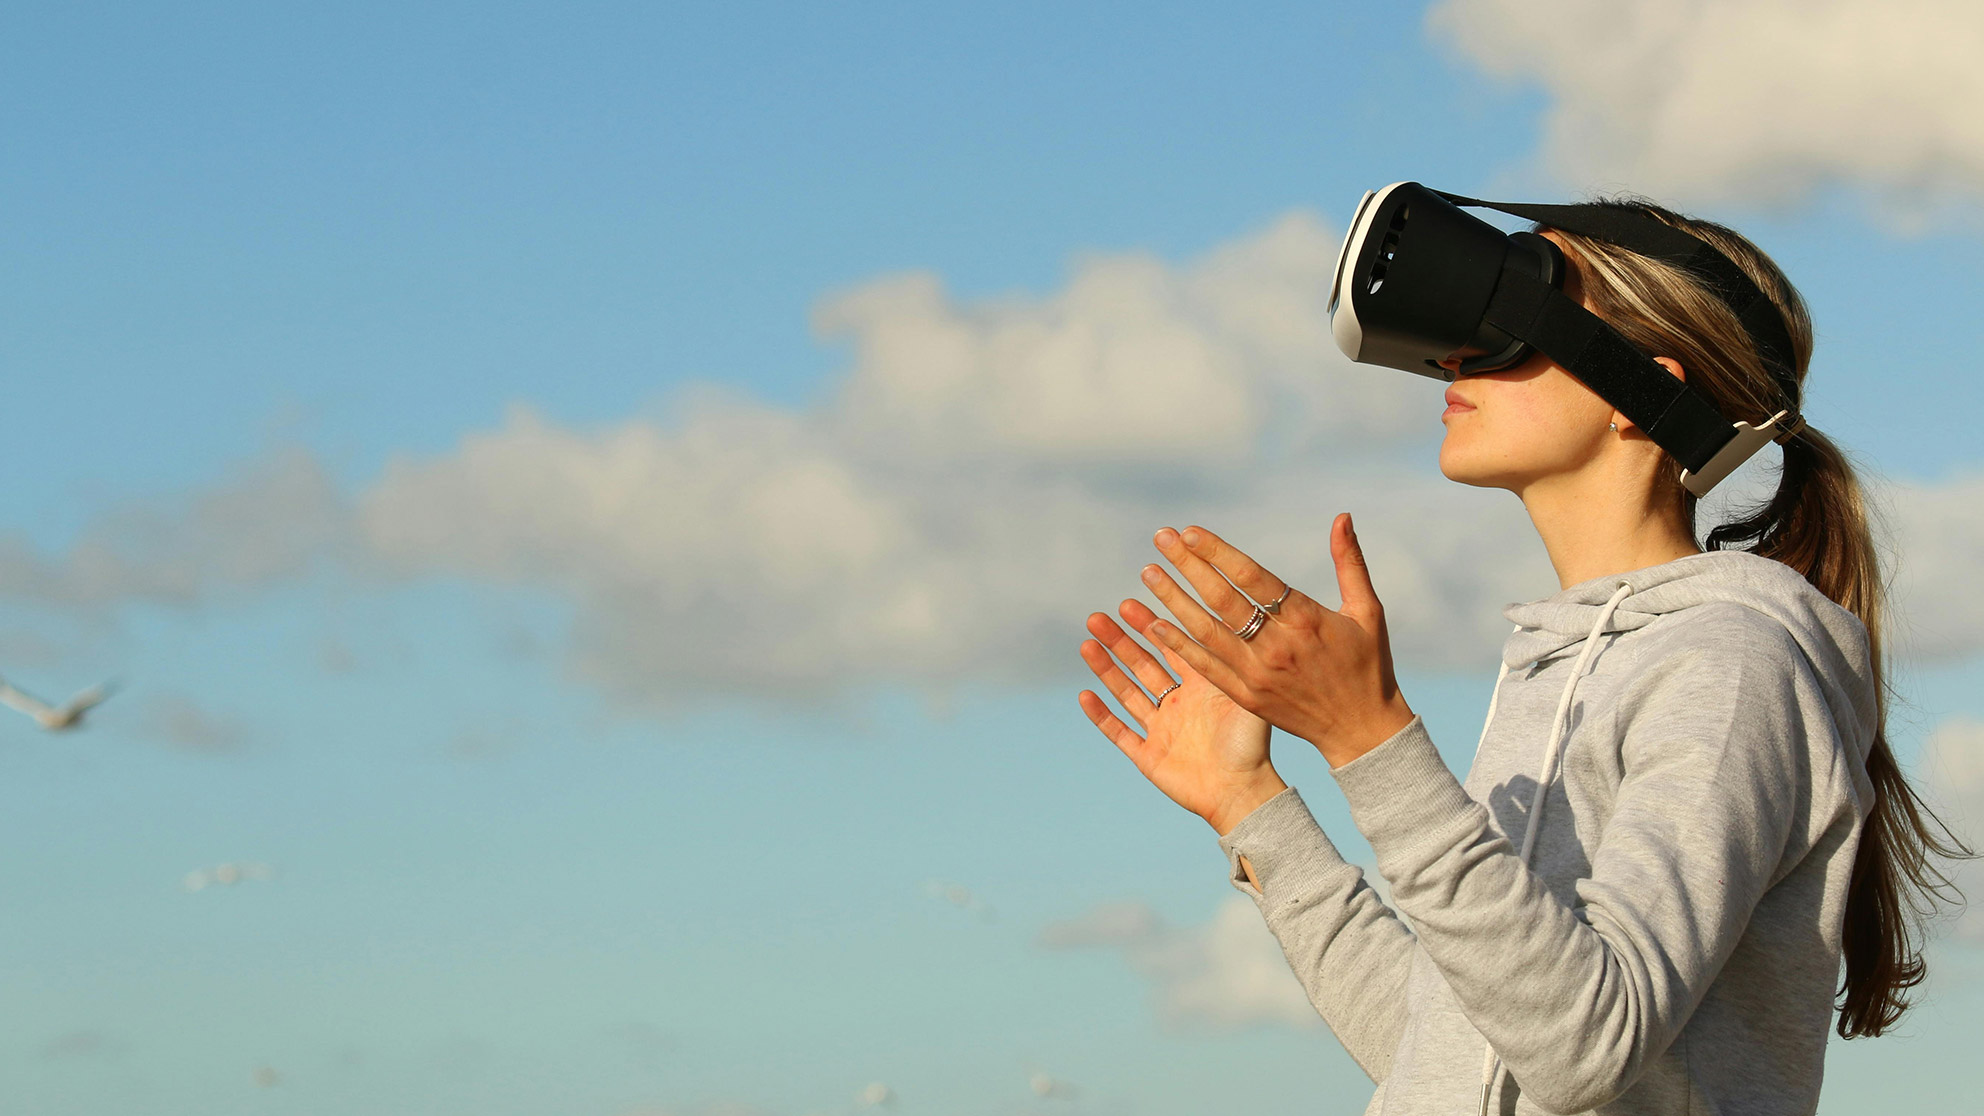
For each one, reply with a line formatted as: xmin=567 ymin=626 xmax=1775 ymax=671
xmin=1609 ymin=422 xmax=1618 ymax=432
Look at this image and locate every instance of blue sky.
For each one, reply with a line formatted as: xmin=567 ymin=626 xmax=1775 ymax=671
xmin=1 ymin=2 xmax=1982 ymax=1113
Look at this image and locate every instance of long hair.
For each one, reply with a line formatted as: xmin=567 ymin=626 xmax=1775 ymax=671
xmin=1548 ymin=202 xmax=1972 ymax=1038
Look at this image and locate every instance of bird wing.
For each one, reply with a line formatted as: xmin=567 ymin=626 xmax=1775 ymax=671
xmin=0 ymin=681 xmax=56 ymax=720
xmin=59 ymin=680 xmax=117 ymax=717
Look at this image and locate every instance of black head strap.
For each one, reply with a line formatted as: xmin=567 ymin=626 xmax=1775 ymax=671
xmin=1478 ymin=268 xmax=1733 ymax=475
xmin=1437 ymin=192 xmax=1800 ymax=409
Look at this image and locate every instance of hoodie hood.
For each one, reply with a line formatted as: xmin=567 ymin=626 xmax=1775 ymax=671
xmin=1502 ymin=549 xmax=1877 ymax=743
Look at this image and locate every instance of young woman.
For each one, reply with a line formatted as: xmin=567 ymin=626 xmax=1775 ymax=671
xmin=1075 ymin=203 xmax=1967 ymax=1115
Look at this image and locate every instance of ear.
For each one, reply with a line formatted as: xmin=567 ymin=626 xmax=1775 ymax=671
xmin=1611 ymin=357 xmax=1686 ymax=434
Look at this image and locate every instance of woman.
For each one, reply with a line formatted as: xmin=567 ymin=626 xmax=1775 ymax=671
xmin=1075 ymin=202 xmax=1967 ymax=1115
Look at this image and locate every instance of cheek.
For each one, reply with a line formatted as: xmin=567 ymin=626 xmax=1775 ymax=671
xmin=1444 ymin=386 xmax=1605 ymax=468
xmin=1458 ymin=393 xmax=1555 ymax=451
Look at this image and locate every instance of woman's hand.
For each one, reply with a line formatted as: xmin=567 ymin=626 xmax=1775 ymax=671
xmin=1138 ymin=513 xmax=1415 ymax=769
xmin=1078 ymin=598 xmax=1287 ymax=836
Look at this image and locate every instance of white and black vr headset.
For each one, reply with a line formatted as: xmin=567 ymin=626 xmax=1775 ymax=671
xmin=1328 ymin=182 xmax=1804 ymax=496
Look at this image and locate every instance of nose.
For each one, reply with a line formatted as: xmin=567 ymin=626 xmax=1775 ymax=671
xmin=1436 ymin=356 xmax=1464 ymax=376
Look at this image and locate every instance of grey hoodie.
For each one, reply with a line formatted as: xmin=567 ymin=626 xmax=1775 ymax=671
xmin=1217 ymin=550 xmax=1877 ymax=1115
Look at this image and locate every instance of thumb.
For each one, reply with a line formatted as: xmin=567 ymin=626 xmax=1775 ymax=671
xmin=1331 ymin=513 xmax=1383 ymax=623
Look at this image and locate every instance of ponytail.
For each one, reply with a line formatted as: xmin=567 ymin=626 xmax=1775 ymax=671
xmin=1552 ymin=204 xmax=1975 ymax=1039
xmin=1708 ymin=426 xmax=1973 ymax=1037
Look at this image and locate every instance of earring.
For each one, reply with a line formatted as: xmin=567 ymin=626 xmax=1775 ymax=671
xmin=1609 ymin=422 xmax=1618 ymax=432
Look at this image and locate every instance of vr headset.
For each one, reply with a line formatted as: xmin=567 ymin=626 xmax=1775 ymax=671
xmin=1328 ymin=182 xmax=1804 ymax=495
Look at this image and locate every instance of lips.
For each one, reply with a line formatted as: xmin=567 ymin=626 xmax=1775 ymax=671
xmin=1443 ymin=386 xmax=1474 ymax=413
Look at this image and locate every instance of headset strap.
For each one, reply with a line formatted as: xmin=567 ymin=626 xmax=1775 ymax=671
xmin=1437 ymin=192 xmax=1800 ymax=409
xmin=1481 ymin=268 xmax=1734 ymax=476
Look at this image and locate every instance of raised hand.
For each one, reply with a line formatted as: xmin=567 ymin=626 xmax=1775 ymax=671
xmin=1078 ymin=598 xmax=1287 ymax=836
xmin=1137 ymin=513 xmax=1416 ymax=769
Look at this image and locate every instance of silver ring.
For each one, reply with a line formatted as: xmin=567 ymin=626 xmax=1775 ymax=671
xmin=1233 ymin=606 xmax=1269 ymax=641
xmin=1153 ymin=681 xmax=1182 ymax=707
xmin=1259 ymin=585 xmax=1293 ymax=616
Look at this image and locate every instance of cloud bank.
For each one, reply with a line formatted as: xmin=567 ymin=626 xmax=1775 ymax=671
xmin=1921 ymin=715 xmax=1984 ymax=942
xmin=0 ymin=213 xmax=1562 ymax=708
xmin=1038 ymin=897 xmax=1319 ymax=1031
xmin=1 ymin=211 xmax=1981 ymax=709
xmin=1430 ymin=0 xmax=1984 ymax=217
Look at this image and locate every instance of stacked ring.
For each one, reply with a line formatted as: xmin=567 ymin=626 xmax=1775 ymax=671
xmin=1234 ymin=605 xmax=1269 ymax=641
xmin=1260 ymin=586 xmax=1293 ymax=616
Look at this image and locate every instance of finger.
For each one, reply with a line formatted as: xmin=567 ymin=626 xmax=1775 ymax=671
xmin=1143 ymin=615 xmax=1254 ymax=705
xmin=1086 ymin=611 xmax=1175 ymax=698
xmin=1176 ymin=524 xmax=1318 ymax=619
xmin=1120 ymin=599 xmax=1198 ymax=680
xmin=1079 ymin=636 xmax=1159 ymax=727
xmin=1330 ymin=512 xmax=1383 ymax=622
xmin=1140 ymin=563 xmax=1245 ymax=655
xmin=1151 ymin=527 xmax=1262 ymax=629
xmin=1078 ymin=689 xmax=1153 ymax=769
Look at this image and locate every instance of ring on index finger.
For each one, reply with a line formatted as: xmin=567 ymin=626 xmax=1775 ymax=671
xmin=1153 ymin=680 xmax=1182 ymax=707
xmin=1258 ymin=585 xmax=1293 ymax=616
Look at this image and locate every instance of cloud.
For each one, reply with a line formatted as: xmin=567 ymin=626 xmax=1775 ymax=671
xmin=1888 ymin=473 xmax=1984 ymax=660
xmin=601 ymin=1021 xmax=675 ymax=1068
xmin=0 ymin=448 xmax=352 ymax=610
xmin=342 ymin=213 xmax=1548 ymax=707
xmin=922 ymin=879 xmax=997 ymax=922
xmin=4 ymin=211 xmax=1983 ymax=710
xmin=40 ymin=1028 xmax=128 ymax=1060
xmin=141 ymin=694 xmax=252 ymax=755
xmin=817 ymin=212 xmax=1427 ymax=466
xmin=1429 ymin=0 xmax=1984 ymax=218
xmin=1038 ymin=897 xmax=1318 ymax=1030
xmin=318 ymin=639 xmax=359 ymax=674
xmin=617 ymin=1105 xmax=775 ymax=1116
xmin=1920 ymin=715 xmax=1984 ymax=942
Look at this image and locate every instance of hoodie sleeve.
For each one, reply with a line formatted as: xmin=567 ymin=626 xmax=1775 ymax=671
xmin=1216 ymin=786 xmax=1418 ymax=1082
xmin=1331 ymin=619 xmax=1826 ymax=1114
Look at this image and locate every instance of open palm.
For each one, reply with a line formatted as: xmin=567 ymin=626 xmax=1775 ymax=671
xmin=1078 ymin=598 xmax=1283 ymax=833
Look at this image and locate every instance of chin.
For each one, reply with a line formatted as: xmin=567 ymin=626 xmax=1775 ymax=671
xmin=1438 ymin=438 xmax=1521 ymax=492
xmin=1437 ymin=438 xmax=1485 ymax=485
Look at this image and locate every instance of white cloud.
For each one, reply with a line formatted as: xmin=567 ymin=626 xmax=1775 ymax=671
xmin=339 ymin=213 xmax=1544 ymax=707
xmin=0 ymin=448 xmax=351 ymax=609
xmin=6 ymin=212 xmax=1984 ymax=709
xmin=1889 ymin=473 xmax=1984 ymax=660
xmin=1920 ymin=715 xmax=1984 ymax=942
xmin=1429 ymin=0 xmax=1984 ymax=217
xmin=1038 ymin=897 xmax=1319 ymax=1031
xmin=817 ymin=212 xmax=1428 ymax=466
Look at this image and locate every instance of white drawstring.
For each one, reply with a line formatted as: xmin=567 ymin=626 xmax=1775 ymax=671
xmin=1476 ymin=582 xmax=1632 ymax=1116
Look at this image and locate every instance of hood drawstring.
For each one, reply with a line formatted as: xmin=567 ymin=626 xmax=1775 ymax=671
xmin=1475 ymin=581 xmax=1633 ymax=1116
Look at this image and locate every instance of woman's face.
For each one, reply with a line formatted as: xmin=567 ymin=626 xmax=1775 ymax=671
xmin=1435 ymin=233 xmax=1620 ymax=493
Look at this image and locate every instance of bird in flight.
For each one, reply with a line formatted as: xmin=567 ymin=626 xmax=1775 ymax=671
xmin=0 ymin=676 xmax=118 ymax=731
xmin=183 ymin=861 xmax=276 ymax=892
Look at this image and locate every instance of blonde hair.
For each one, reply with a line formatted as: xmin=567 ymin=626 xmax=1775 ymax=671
xmin=1550 ymin=201 xmax=1970 ymax=1038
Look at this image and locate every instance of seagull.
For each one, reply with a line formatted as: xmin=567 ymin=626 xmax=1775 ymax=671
xmin=0 ymin=676 xmax=118 ymax=731
xmin=921 ymin=878 xmax=998 ymax=923
xmin=855 ymin=1082 xmax=896 ymax=1109
xmin=1029 ymin=1071 xmax=1078 ymax=1100
xmin=183 ymin=861 xmax=276 ymax=893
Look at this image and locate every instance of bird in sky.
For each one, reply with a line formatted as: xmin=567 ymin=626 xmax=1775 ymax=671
xmin=0 ymin=676 xmax=118 ymax=731
xmin=183 ymin=861 xmax=276 ymax=893
xmin=855 ymin=1082 xmax=896 ymax=1109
